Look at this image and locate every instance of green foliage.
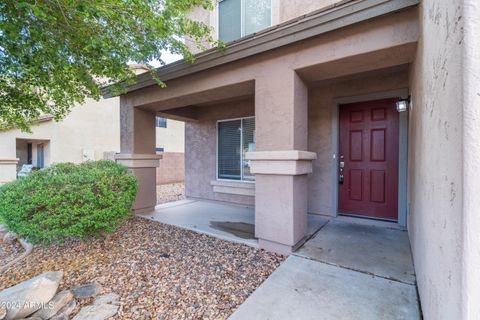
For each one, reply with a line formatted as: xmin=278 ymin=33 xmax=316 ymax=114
xmin=0 ymin=160 xmax=138 ymax=245
xmin=0 ymin=0 xmax=217 ymax=131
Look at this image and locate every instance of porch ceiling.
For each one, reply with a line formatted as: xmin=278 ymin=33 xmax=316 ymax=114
xmin=140 ymin=80 xmax=254 ymax=113
xmin=297 ymin=43 xmax=417 ymax=84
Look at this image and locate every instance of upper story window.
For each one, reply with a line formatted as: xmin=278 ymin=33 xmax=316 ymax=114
xmin=156 ymin=117 xmax=167 ymax=128
xmin=218 ymin=0 xmax=272 ymax=43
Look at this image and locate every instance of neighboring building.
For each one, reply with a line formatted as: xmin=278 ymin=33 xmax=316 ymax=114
xmin=108 ymin=0 xmax=479 ymax=319
xmin=155 ymin=116 xmax=185 ymax=184
xmin=0 ymin=65 xmax=185 ymax=184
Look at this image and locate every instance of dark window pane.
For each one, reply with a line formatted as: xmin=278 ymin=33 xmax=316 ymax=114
xmin=219 ymin=0 xmax=241 ymax=42
xmin=27 ymin=143 xmax=32 ymax=164
xmin=156 ymin=117 xmax=167 ymax=128
xmin=218 ymin=120 xmax=241 ymax=180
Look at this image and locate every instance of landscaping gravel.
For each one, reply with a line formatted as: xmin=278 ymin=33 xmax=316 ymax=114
xmin=157 ymin=182 xmax=185 ymax=205
xmin=0 ymin=217 xmax=284 ymax=319
xmin=0 ymin=238 xmax=24 ymax=268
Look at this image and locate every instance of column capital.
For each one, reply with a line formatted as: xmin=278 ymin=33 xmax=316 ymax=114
xmin=115 ymin=153 xmax=162 ymax=168
xmin=0 ymin=157 xmax=19 ymax=165
xmin=246 ymin=150 xmax=317 ymax=175
xmin=0 ymin=158 xmax=19 ymax=185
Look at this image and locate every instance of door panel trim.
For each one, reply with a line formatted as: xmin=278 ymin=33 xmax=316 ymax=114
xmin=331 ymin=88 xmax=409 ymax=226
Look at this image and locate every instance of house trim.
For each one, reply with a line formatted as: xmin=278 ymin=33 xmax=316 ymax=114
xmin=210 ymin=180 xmax=255 ymax=196
xmin=0 ymin=158 xmax=20 ymax=165
xmin=246 ymin=150 xmax=317 ymax=175
xmin=115 ymin=153 xmax=163 ymax=168
xmin=103 ymin=0 xmax=419 ymax=98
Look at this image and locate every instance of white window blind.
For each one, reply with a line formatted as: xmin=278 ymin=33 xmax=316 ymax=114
xmin=217 ymin=117 xmax=256 ymax=181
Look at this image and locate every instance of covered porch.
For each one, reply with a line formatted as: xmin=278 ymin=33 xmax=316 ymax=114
xmin=139 ymin=198 xmax=419 ymax=319
xmin=139 ymin=199 xmax=329 ymax=248
xmin=114 ymin=2 xmax=418 ymax=255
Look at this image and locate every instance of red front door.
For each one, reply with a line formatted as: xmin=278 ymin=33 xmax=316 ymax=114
xmin=338 ymin=98 xmax=399 ymax=221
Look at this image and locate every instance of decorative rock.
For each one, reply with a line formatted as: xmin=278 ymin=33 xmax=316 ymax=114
xmin=49 ymin=300 xmax=77 ymax=320
xmin=0 ymin=271 xmax=63 ymax=320
xmin=71 ymin=283 xmax=102 ymax=299
xmin=0 ymin=225 xmax=7 ymax=238
xmin=2 ymin=232 xmax=16 ymax=245
xmin=72 ymin=304 xmax=119 ymax=320
xmin=0 ymin=307 xmax=6 ymax=320
xmin=93 ymin=293 xmax=120 ymax=306
xmin=32 ymin=290 xmax=73 ymax=320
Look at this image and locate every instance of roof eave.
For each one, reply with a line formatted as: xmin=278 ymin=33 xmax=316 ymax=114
xmin=102 ymin=0 xmax=419 ymax=98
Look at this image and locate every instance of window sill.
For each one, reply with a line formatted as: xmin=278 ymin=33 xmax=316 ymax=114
xmin=210 ymin=180 xmax=255 ymax=197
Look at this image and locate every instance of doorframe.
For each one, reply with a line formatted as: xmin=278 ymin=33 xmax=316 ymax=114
xmin=330 ymin=88 xmax=409 ymax=227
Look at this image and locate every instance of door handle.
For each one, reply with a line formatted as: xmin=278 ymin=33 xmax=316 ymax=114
xmin=339 ymin=160 xmax=345 ymax=184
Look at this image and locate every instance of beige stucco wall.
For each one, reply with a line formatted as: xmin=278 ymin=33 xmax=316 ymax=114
xmin=0 ymin=97 xmax=121 ymax=165
xmin=408 ymin=0 xmax=480 ymax=318
xmin=156 ymin=119 xmax=185 ymax=152
xmin=0 ymin=99 xmax=185 ymax=182
xmin=185 ymin=98 xmax=255 ymax=205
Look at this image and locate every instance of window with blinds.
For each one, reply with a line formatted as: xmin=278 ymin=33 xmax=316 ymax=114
xmin=218 ymin=0 xmax=271 ymax=43
xmin=217 ymin=117 xmax=256 ymax=181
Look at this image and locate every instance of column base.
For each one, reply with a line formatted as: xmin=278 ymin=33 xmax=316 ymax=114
xmin=259 ymin=238 xmax=306 ymax=256
xmin=247 ymin=150 xmax=317 ymax=255
xmin=115 ymin=153 xmax=162 ymax=214
xmin=134 ymin=206 xmax=156 ymax=215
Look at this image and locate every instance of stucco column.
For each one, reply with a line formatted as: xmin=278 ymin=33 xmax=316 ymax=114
xmin=116 ymin=102 xmax=161 ymax=214
xmin=246 ymin=70 xmax=316 ymax=255
xmin=0 ymin=158 xmax=19 ymax=185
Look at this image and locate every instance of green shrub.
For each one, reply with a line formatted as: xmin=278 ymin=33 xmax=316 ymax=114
xmin=0 ymin=160 xmax=137 ymax=245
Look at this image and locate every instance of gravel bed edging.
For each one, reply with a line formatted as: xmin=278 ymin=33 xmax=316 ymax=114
xmin=138 ymin=214 xmax=259 ymax=249
xmin=0 ymin=234 xmax=33 ymax=275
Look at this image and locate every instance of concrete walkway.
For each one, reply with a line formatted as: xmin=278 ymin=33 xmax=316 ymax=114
xmin=230 ymin=220 xmax=420 ymax=320
xmin=140 ymin=199 xmax=328 ymax=248
xmin=141 ymin=200 xmax=420 ymax=319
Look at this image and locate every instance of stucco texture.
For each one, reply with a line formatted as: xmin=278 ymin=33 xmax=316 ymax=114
xmin=185 ymin=99 xmax=255 ymax=206
xmin=183 ymin=66 xmax=409 ymax=213
xmin=408 ymin=0 xmax=480 ymax=319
